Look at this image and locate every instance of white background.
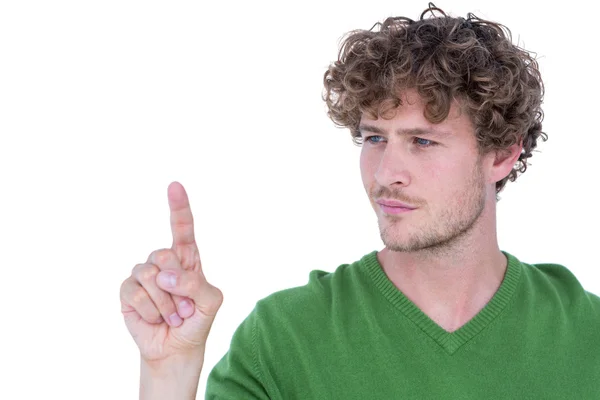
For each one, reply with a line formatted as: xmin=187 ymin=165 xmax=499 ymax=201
xmin=1 ymin=0 xmax=598 ymax=398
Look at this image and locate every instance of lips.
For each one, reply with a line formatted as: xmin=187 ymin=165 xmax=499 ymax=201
xmin=376 ymin=199 xmax=416 ymax=209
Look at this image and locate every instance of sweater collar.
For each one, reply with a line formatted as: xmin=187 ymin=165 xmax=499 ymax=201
xmin=361 ymin=249 xmax=523 ymax=354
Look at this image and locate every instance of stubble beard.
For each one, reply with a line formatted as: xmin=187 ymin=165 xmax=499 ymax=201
xmin=378 ymin=161 xmax=487 ymax=256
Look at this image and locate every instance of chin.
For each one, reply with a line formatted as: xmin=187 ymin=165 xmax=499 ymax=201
xmin=382 ymin=237 xmax=421 ymax=253
xmin=380 ymin=213 xmax=483 ymax=254
xmin=379 ymin=222 xmax=420 ymax=252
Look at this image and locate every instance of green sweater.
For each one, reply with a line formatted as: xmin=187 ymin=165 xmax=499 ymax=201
xmin=205 ymin=251 xmax=600 ymax=399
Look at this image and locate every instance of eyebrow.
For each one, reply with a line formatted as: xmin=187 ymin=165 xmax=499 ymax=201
xmin=358 ymin=124 xmax=450 ymax=137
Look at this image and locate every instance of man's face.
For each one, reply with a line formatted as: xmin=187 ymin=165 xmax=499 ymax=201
xmin=360 ymin=89 xmax=490 ymax=253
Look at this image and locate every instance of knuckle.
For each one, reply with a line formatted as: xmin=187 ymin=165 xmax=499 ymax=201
xmin=210 ymin=286 xmax=224 ymax=308
xmin=119 ymin=277 xmax=133 ymax=298
xmin=150 ymin=248 xmax=175 ymax=266
xmin=130 ymin=286 xmax=149 ymax=307
xmin=121 ymin=283 xmax=162 ymax=323
xmin=210 ymin=285 xmax=224 ymax=303
xmin=133 ymin=263 xmax=160 ymax=283
xmin=131 ymin=263 xmax=144 ymax=275
xmin=196 ymin=286 xmax=223 ymax=316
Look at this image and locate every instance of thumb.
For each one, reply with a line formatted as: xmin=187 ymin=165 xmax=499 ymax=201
xmin=156 ymin=270 xmax=223 ymax=317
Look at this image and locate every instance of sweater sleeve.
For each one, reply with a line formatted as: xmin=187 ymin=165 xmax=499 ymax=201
xmin=205 ymin=307 xmax=271 ymax=399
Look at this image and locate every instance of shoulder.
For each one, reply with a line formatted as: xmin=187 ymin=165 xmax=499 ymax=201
xmin=518 ymin=255 xmax=594 ymax=298
xmin=245 ymin=251 xmax=378 ymax=335
xmin=254 ymin=251 xmax=375 ymax=318
xmin=512 ymin=253 xmax=600 ymax=322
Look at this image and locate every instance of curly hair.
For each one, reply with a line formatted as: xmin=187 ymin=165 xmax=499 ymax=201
xmin=323 ymin=3 xmax=547 ymax=194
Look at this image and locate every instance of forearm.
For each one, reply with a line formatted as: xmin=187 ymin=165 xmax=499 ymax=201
xmin=140 ymin=355 xmax=204 ymax=400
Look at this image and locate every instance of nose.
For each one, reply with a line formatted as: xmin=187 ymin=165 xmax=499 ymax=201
xmin=374 ymin=144 xmax=411 ymax=188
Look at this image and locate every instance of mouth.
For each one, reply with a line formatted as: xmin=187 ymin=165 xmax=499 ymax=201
xmin=375 ymin=198 xmax=417 ymax=215
xmin=378 ymin=204 xmax=416 ymax=215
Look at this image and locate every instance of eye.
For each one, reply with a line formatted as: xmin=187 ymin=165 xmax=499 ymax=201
xmin=364 ymin=135 xmax=385 ymax=144
xmin=414 ymin=137 xmax=436 ymax=147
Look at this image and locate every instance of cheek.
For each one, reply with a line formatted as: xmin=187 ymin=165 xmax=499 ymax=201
xmin=359 ymin=148 xmax=375 ymax=181
xmin=417 ymin=154 xmax=447 ymax=180
xmin=421 ymin=167 xmax=447 ymax=200
xmin=420 ymin=158 xmax=470 ymax=196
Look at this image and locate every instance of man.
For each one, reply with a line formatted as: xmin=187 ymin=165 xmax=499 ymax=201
xmin=119 ymin=4 xmax=600 ymax=399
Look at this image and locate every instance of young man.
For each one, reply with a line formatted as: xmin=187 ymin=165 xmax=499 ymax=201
xmin=120 ymin=5 xmax=600 ymax=399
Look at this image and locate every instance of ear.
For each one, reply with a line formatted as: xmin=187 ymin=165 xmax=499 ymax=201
xmin=489 ymin=142 xmax=522 ymax=184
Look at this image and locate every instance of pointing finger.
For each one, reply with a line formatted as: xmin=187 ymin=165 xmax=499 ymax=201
xmin=168 ymin=181 xmax=197 ymax=249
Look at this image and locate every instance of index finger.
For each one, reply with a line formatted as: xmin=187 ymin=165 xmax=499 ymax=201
xmin=168 ymin=181 xmax=197 ymax=248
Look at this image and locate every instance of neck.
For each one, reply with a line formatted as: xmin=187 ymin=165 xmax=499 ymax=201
xmin=377 ymin=201 xmax=508 ymax=332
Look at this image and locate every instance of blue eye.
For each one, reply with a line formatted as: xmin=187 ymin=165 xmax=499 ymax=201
xmin=414 ymin=137 xmax=434 ymax=147
xmin=365 ymin=135 xmax=384 ymax=144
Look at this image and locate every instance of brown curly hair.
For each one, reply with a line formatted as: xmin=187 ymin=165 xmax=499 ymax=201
xmin=323 ymin=3 xmax=547 ymax=194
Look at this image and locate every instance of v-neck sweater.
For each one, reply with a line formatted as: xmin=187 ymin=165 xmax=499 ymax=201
xmin=206 ymin=250 xmax=600 ymax=399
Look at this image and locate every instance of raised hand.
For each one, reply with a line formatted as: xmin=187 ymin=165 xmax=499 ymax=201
xmin=120 ymin=181 xmax=223 ymax=367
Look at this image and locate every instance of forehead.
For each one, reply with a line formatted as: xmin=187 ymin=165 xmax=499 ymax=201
xmin=359 ymin=90 xmax=473 ymax=136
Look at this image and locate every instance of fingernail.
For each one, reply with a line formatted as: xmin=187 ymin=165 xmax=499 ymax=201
xmin=179 ymin=299 xmax=193 ymax=317
xmin=158 ymin=271 xmax=176 ymax=288
xmin=169 ymin=312 xmax=183 ymax=327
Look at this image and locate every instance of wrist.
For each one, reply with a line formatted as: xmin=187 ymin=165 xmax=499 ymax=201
xmin=142 ymin=351 xmax=204 ymax=374
xmin=140 ymin=353 xmax=204 ymax=400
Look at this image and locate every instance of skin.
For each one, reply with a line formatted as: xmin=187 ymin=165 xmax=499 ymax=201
xmin=120 ymin=182 xmax=223 ymax=399
xmin=359 ymin=89 xmax=522 ymax=332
